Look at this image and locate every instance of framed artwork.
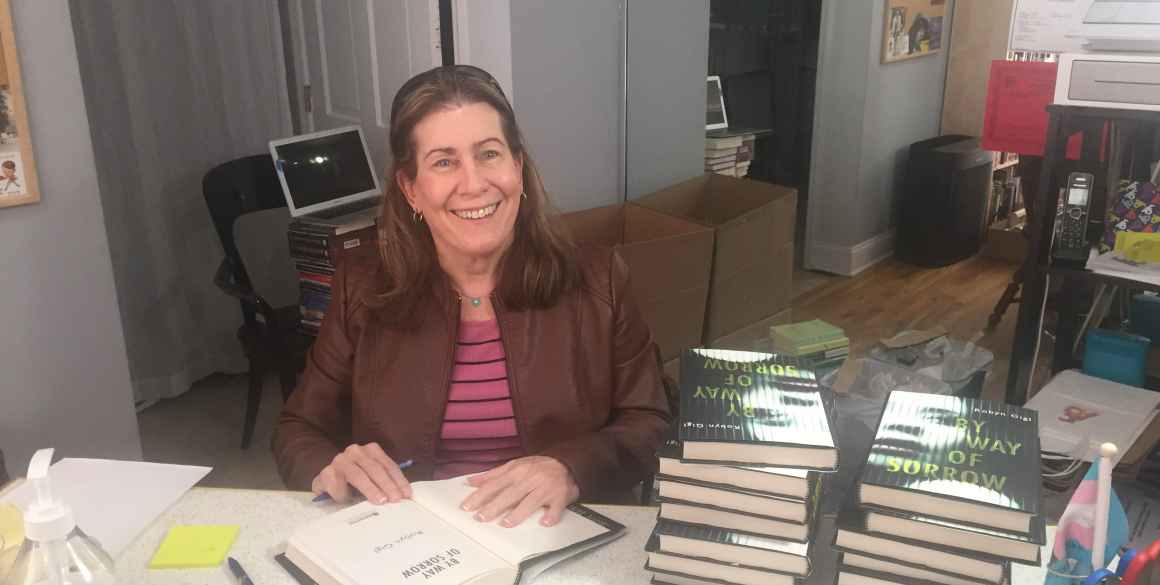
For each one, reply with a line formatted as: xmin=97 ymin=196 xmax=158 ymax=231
xmin=882 ymin=0 xmax=947 ymax=64
xmin=0 ymin=0 xmax=37 ymax=208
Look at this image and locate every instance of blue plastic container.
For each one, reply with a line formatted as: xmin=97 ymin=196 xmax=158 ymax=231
xmin=1082 ymin=328 xmax=1150 ymax=387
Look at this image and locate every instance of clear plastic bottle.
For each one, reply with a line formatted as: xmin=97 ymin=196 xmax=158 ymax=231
xmin=1 ymin=449 xmax=115 ymax=585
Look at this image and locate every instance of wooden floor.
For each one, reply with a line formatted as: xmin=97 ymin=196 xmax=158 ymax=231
xmin=790 ymin=255 xmax=1020 ymax=401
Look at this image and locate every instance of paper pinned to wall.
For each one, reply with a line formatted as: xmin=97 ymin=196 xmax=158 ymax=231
xmin=0 ymin=458 xmax=210 ymax=555
xmin=1009 ymin=0 xmax=1095 ymax=53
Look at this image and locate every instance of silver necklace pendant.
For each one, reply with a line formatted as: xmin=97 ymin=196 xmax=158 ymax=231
xmin=469 ymin=297 xmax=482 ymax=307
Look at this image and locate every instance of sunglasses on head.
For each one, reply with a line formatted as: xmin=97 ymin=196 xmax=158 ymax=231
xmin=390 ymin=65 xmax=508 ymax=121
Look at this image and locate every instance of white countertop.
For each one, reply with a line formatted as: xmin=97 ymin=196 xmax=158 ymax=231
xmin=108 ymin=487 xmax=1052 ymax=584
xmin=114 ymin=487 xmax=658 ymax=584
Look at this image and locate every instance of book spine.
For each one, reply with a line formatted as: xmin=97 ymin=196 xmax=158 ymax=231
xmin=295 ymin=261 xmax=336 ymax=274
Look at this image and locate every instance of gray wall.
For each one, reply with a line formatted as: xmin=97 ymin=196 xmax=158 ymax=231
xmin=457 ymin=0 xmax=514 ymax=100
xmin=510 ymin=0 xmax=624 ymax=212
xmin=807 ymin=0 xmax=954 ymax=273
xmin=0 ymin=0 xmax=141 ymax=477
xmin=625 ymin=0 xmax=709 ymax=199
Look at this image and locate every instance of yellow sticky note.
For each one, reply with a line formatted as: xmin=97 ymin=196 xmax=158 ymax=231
xmin=148 ymin=525 xmax=239 ymax=569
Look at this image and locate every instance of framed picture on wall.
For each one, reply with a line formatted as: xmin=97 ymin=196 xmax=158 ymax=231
xmin=0 ymin=0 xmax=38 ymax=208
xmin=882 ymin=0 xmax=947 ymax=64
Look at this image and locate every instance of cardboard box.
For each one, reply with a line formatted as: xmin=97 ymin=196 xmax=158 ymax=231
xmin=660 ymin=308 xmax=794 ymax=384
xmin=633 ymin=174 xmax=797 ymax=341
xmin=559 ymin=204 xmax=714 ymax=362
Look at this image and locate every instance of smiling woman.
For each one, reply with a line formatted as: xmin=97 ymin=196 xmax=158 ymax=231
xmin=273 ymin=65 xmax=672 ymax=530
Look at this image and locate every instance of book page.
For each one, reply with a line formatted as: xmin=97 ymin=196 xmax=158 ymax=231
xmin=411 ymin=476 xmax=612 ymax=567
xmin=289 ymin=499 xmax=514 ymax=585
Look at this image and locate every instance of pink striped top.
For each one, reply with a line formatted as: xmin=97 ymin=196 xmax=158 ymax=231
xmin=433 ymin=319 xmax=524 ymax=480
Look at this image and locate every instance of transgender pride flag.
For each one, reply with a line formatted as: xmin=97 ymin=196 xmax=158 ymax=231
xmin=1045 ymin=460 xmax=1130 ymax=585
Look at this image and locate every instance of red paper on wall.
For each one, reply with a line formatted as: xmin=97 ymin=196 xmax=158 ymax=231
xmin=981 ymin=60 xmax=1058 ymax=156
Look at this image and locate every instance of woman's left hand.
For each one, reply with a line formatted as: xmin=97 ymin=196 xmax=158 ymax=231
xmin=461 ymin=456 xmax=580 ymax=528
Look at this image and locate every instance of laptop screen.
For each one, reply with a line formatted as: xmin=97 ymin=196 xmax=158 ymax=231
xmin=273 ymin=129 xmax=377 ymax=210
xmin=706 ymin=76 xmax=728 ymax=130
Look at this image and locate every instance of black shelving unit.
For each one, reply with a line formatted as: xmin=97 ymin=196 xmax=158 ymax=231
xmin=1006 ymin=105 xmax=1160 ymax=404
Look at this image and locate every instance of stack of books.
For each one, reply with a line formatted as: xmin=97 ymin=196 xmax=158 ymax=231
xmin=770 ymin=319 xmax=850 ymax=375
xmin=645 ymin=348 xmax=838 ymax=585
xmin=286 ymin=217 xmax=376 ymax=335
xmin=736 ymin=135 xmax=755 ymax=178
xmin=705 ymin=136 xmax=743 ymax=177
xmin=834 ymin=391 xmax=1043 ymax=585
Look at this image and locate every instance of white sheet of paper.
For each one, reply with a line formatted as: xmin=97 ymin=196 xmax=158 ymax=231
xmin=0 ymin=458 xmax=210 ymax=555
xmin=1029 ymin=369 xmax=1160 ymax=463
xmin=1010 ymin=0 xmax=1096 ymax=53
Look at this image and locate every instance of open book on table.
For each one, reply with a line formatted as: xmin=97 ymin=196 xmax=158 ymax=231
xmin=282 ymin=475 xmax=625 ymax=585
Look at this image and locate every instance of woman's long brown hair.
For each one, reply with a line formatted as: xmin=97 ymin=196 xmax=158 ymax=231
xmin=373 ymin=65 xmax=579 ymax=324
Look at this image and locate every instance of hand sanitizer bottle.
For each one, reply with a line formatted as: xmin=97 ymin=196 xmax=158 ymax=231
xmin=2 ymin=449 xmax=115 ymax=585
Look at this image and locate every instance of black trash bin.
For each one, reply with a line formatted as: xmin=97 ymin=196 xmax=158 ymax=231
xmin=896 ymin=135 xmax=993 ymax=267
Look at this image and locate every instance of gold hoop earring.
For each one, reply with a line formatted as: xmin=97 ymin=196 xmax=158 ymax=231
xmin=412 ymin=209 xmax=423 ymax=223
xmin=521 ymin=191 xmax=528 ymax=200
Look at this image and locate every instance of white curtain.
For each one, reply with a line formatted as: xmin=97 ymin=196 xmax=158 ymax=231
xmin=70 ymin=0 xmax=296 ymax=406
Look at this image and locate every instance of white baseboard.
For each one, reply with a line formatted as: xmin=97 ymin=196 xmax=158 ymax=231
xmin=807 ymin=230 xmax=895 ymax=276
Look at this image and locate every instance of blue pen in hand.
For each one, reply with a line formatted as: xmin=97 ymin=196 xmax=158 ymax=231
xmin=312 ymin=459 xmax=414 ymax=503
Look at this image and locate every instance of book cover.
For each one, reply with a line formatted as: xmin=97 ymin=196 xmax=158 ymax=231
xmin=678 ymin=349 xmax=837 ymax=470
xmin=863 ymin=507 xmax=1043 ymax=564
xmin=798 ymin=345 xmax=851 ymax=361
xmin=644 ymin=547 xmax=798 ymax=585
xmin=652 ymin=519 xmax=811 ymax=577
xmin=657 ymin=431 xmax=813 ymax=499
xmin=840 ymin=551 xmax=1010 ymax=585
xmin=655 ymin=475 xmax=812 ymax=524
xmin=838 ymin=497 xmax=1042 ymax=565
xmin=858 ymin=391 xmax=1040 ymax=523
xmin=657 ymin=498 xmax=813 ymax=543
xmin=705 ymin=161 xmax=738 ymax=171
xmin=833 ymin=504 xmax=1010 ymax=581
xmin=839 ymin=563 xmax=949 ymax=585
xmin=704 ymin=153 xmax=738 ymax=164
xmin=771 ymin=320 xmax=848 ymax=355
xmin=705 ymin=136 xmax=744 ymax=149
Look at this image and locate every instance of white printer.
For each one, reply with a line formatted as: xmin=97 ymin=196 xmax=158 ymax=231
xmin=1052 ymin=0 xmax=1160 ymax=110
xmin=1054 ymin=53 xmax=1160 ymax=111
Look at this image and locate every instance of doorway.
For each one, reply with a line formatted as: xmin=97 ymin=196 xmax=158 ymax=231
xmin=280 ymin=0 xmax=442 ymax=170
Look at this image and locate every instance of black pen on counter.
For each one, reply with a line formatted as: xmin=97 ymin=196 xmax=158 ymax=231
xmin=227 ymin=556 xmax=255 ymax=585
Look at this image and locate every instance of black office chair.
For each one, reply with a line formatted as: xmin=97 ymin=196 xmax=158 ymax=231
xmin=203 ymin=154 xmax=309 ymax=448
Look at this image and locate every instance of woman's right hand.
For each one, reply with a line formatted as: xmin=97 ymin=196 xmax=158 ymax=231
xmin=311 ymin=443 xmax=413 ymax=504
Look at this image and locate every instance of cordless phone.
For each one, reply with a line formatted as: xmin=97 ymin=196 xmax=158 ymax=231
xmin=1053 ymin=172 xmax=1094 ymax=265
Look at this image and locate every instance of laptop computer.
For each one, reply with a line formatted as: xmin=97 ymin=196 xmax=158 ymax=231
xmin=705 ymin=75 xmax=764 ymax=139
xmin=269 ymin=125 xmax=381 ymax=226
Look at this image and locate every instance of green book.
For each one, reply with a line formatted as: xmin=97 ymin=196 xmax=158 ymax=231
xmin=770 ymin=320 xmax=849 ymax=356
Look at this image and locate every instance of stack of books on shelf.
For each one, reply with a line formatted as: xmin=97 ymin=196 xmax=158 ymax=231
xmin=770 ymin=319 xmax=850 ymax=376
xmin=646 ymin=348 xmax=838 ymax=585
xmin=287 ymin=217 xmax=376 ymax=335
xmin=834 ymin=391 xmax=1042 ymax=585
xmin=736 ymin=135 xmax=755 ymax=178
xmin=706 ymin=135 xmax=755 ymax=178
